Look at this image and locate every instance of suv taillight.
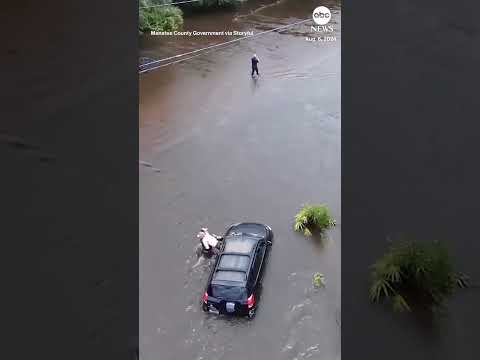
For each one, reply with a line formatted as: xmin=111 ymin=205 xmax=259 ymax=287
xmin=203 ymin=292 xmax=208 ymax=303
xmin=247 ymin=294 xmax=255 ymax=309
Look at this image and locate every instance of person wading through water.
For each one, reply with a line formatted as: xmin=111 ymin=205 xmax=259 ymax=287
xmin=197 ymin=228 xmax=222 ymax=256
xmin=251 ymin=53 xmax=260 ymax=77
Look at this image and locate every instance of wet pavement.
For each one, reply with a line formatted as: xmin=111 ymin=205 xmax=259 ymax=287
xmin=140 ymin=1 xmax=341 ymax=359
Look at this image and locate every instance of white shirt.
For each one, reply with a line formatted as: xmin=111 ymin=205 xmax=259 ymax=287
xmin=201 ymin=231 xmax=219 ymax=250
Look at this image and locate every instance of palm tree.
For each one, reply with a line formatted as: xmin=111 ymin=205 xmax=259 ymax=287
xmin=370 ymin=240 xmax=468 ymax=313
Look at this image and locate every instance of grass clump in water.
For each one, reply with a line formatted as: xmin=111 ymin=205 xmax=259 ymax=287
xmin=294 ymin=205 xmax=336 ymax=237
xmin=313 ymin=272 xmax=326 ymax=288
xmin=139 ymin=0 xmax=184 ymax=34
xmin=370 ymin=240 xmax=469 ymax=313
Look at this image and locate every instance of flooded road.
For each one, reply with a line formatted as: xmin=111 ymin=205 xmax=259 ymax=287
xmin=140 ymin=1 xmax=341 ymax=359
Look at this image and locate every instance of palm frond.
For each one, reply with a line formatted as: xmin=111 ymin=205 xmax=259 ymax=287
xmin=392 ymin=294 xmax=411 ymax=312
xmin=369 ymin=278 xmax=394 ymax=302
xmin=456 ymin=272 xmax=470 ymax=288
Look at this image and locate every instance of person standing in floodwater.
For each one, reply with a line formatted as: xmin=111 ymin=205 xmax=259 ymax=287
xmin=251 ymin=54 xmax=260 ymax=77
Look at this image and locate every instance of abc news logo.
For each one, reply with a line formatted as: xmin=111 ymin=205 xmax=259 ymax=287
xmin=312 ymin=6 xmax=333 ymax=32
xmin=312 ymin=6 xmax=331 ymax=25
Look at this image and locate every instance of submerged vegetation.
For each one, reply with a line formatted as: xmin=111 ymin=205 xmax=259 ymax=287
xmin=294 ymin=205 xmax=336 ymax=237
xmin=370 ymin=240 xmax=469 ymax=314
xmin=139 ymin=0 xmax=184 ymax=34
xmin=313 ymin=272 xmax=326 ymax=288
xmin=138 ymin=0 xmax=247 ymax=34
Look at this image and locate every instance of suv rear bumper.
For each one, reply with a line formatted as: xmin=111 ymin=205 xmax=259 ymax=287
xmin=203 ymin=302 xmax=252 ymax=317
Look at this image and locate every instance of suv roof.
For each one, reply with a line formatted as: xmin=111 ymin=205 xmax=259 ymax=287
xmin=211 ymin=233 xmax=261 ymax=286
xmin=223 ymin=235 xmax=257 ymax=254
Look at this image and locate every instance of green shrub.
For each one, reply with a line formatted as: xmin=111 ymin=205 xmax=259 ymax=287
xmin=139 ymin=0 xmax=184 ymax=34
xmin=294 ymin=205 xmax=336 ymax=237
xmin=369 ymin=241 xmax=468 ymax=313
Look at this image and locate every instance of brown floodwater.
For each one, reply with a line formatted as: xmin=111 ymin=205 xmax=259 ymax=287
xmin=139 ymin=1 xmax=341 ymax=359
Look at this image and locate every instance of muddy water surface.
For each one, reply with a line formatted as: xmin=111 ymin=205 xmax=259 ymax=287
xmin=140 ymin=1 xmax=341 ymax=359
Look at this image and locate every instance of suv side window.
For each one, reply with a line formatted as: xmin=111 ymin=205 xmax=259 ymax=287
xmin=255 ymin=241 xmax=266 ymax=279
xmin=247 ymin=249 xmax=258 ymax=288
xmin=249 ymin=242 xmax=265 ymax=285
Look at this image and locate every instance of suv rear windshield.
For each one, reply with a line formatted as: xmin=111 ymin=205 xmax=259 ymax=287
xmin=211 ymin=285 xmax=247 ymax=301
xmin=213 ymin=270 xmax=246 ymax=282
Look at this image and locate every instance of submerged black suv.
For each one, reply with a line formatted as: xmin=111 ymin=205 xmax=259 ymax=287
xmin=202 ymin=222 xmax=273 ymax=318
